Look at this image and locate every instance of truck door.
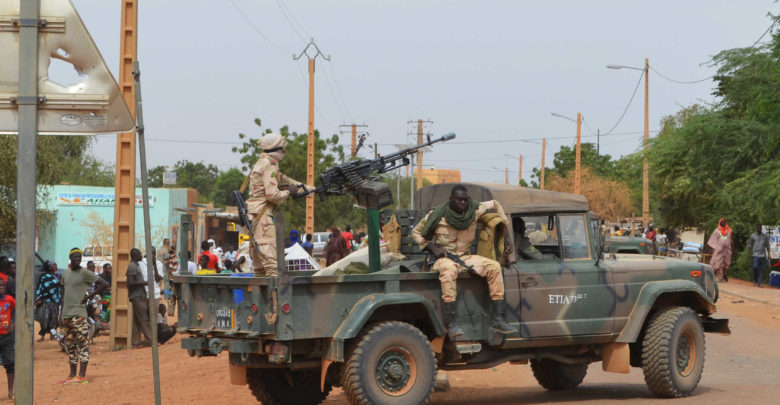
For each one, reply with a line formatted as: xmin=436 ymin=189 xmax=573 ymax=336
xmin=517 ymin=213 xmax=615 ymax=337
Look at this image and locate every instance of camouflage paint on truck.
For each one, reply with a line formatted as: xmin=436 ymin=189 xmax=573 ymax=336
xmin=175 ymin=182 xmax=728 ymax=404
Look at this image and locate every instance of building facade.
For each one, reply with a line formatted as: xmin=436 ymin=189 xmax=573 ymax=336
xmin=37 ymin=185 xmax=195 ymax=267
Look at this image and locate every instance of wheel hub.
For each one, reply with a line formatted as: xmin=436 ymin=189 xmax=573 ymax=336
xmin=375 ymin=348 xmax=412 ymax=394
xmin=676 ymin=332 xmax=695 ymax=376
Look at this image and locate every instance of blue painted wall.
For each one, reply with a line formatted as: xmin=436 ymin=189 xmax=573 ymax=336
xmin=37 ymin=185 xmax=190 ymax=267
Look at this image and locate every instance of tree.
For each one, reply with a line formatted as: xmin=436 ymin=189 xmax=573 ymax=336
xmin=147 ymin=165 xmax=166 ymax=187
xmin=544 ymin=167 xmax=634 ymax=221
xmin=209 ymin=168 xmax=246 ymax=207
xmin=171 ymin=160 xmax=220 ymax=202
xmin=648 ymin=13 xmax=780 ymax=280
xmin=0 ymin=135 xmax=106 ymax=249
xmin=549 ymin=143 xmax=615 ymax=179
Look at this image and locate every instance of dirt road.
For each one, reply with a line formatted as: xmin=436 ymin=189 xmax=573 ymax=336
xmin=5 ymin=280 xmax=779 ymax=404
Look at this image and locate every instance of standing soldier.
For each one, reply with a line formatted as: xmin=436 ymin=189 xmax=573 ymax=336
xmin=412 ymin=184 xmax=517 ymax=339
xmin=247 ymin=133 xmax=312 ymax=276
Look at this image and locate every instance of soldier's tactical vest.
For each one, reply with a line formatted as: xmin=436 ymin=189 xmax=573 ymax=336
xmin=477 ymin=213 xmax=506 ymax=263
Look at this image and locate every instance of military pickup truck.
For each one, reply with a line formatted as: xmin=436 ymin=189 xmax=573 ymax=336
xmin=174 ymin=183 xmax=728 ymax=405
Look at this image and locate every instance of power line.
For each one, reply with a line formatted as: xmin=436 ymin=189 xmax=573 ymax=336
xmin=650 ymin=19 xmax=777 ymax=85
xmin=603 ymin=71 xmax=644 ymax=135
xmin=275 ymin=0 xmax=308 ymax=43
xmin=752 ymin=18 xmax=777 ymax=47
xmin=228 ymin=0 xmax=292 ymax=55
xmin=325 ymin=60 xmax=355 ymax=123
xmin=649 ymin=65 xmax=712 ymax=84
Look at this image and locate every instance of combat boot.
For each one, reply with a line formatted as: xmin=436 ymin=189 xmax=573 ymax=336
xmin=490 ymin=300 xmax=517 ymax=334
xmin=443 ymin=301 xmax=465 ymax=340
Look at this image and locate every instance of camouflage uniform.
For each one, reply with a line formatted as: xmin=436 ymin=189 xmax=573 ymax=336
xmin=412 ymin=200 xmax=509 ymax=302
xmin=247 ymin=133 xmax=310 ymax=276
xmin=64 ymin=316 xmax=90 ymax=365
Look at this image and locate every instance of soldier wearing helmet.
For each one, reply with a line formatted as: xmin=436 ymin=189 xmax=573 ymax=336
xmin=247 ymin=133 xmax=313 ymax=276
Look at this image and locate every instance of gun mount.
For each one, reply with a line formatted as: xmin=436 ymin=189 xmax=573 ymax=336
xmin=294 ymin=132 xmax=455 ymax=210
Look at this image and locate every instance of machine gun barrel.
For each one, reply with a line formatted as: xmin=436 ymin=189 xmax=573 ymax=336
xmin=373 ymin=132 xmax=455 ymax=174
xmin=292 ymin=133 xmax=456 ymax=201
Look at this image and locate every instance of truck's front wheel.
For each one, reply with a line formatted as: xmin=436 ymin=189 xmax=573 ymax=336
xmin=343 ymin=321 xmax=436 ymax=405
xmin=530 ymin=359 xmax=588 ymax=390
xmin=247 ymin=368 xmax=331 ymax=405
xmin=641 ymin=306 xmax=705 ymax=397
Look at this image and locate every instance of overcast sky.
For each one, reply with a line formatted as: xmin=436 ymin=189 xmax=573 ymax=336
xmin=62 ymin=0 xmax=777 ymax=184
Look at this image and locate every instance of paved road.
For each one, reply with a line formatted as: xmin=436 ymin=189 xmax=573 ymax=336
xmin=325 ymin=302 xmax=780 ymax=404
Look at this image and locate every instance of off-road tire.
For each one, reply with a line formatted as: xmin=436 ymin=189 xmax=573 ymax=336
xmin=641 ymin=306 xmax=705 ymax=398
xmin=530 ymin=358 xmax=588 ymax=390
xmin=247 ymin=368 xmax=331 ymax=405
xmin=342 ymin=321 xmax=436 ymax=405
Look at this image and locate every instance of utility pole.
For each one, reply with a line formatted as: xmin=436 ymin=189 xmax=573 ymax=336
xmin=541 ymin=138 xmax=546 ymax=190
xmin=110 ymin=0 xmax=139 ymax=351
xmin=505 ymin=168 xmax=509 ymax=185
xmin=575 ymin=112 xmax=582 ymax=195
xmin=408 ymin=119 xmax=432 ymax=189
xmin=597 ymin=129 xmax=600 ymax=157
xmin=607 ymin=58 xmax=651 ymax=226
xmin=15 ymin=1 xmax=39 ymax=400
xmin=374 ymin=142 xmax=378 ymax=158
xmin=518 ymin=155 xmax=523 ymax=185
xmin=294 ymin=40 xmax=329 ymax=235
xmin=643 ymin=58 xmax=650 ymax=227
xmin=340 ymin=123 xmax=368 ymax=158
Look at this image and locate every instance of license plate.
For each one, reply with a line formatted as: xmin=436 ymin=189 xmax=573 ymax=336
xmin=215 ymin=308 xmax=235 ymax=329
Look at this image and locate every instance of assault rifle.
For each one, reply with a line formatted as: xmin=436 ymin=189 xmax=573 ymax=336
xmin=425 ymin=248 xmax=478 ymax=275
xmin=293 ymin=133 xmax=456 ymax=210
xmin=232 ymin=190 xmax=264 ymax=260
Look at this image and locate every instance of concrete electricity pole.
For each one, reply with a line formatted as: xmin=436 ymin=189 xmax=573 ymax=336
xmin=575 ymin=112 xmax=582 ymax=195
xmin=608 ymin=58 xmax=651 ymax=226
xmin=518 ymin=155 xmax=523 ymax=185
xmin=550 ymin=112 xmax=582 ymax=194
xmin=340 ymin=123 xmax=368 ymax=158
xmin=110 ymin=0 xmax=139 ymax=351
xmin=294 ymin=40 xmax=330 ymax=235
xmin=408 ymin=119 xmax=432 ymax=189
xmin=541 ymin=138 xmax=546 ymax=190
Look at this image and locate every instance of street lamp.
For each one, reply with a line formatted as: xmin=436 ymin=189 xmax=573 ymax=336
xmin=607 ymin=58 xmax=650 ymax=227
xmin=550 ymin=112 xmax=583 ymax=195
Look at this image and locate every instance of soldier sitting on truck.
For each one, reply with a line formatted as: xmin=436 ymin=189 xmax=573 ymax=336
xmin=412 ymin=184 xmax=517 ymax=339
xmin=246 ymin=133 xmax=314 ymax=277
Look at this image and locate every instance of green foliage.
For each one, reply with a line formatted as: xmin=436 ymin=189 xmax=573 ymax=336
xmin=232 ymin=119 xmax=365 ymax=232
xmin=209 ymin=168 xmax=246 ymax=208
xmin=648 ymin=13 xmax=780 ymax=280
xmin=0 ymin=135 xmax=107 ymax=249
xmin=549 ymin=143 xmax=615 ymax=178
xmin=147 ymin=165 xmax=166 ymax=187
xmin=171 ymin=160 xmax=220 ymax=202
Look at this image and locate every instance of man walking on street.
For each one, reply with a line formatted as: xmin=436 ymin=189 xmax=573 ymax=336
xmin=412 ymin=184 xmax=517 ymax=339
xmin=246 ymin=133 xmax=312 ymax=276
xmin=126 ymin=248 xmax=153 ymax=348
xmin=747 ymin=224 xmax=771 ymax=287
xmin=59 ymin=247 xmax=109 ymax=384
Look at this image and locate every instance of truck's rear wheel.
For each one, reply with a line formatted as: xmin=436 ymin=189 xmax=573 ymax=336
xmin=343 ymin=321 xmax=436 ymax=405
xmin=641 ymin=306 xmax=705 ymax=397
xmin=247 ymin=368 xmax=331 ymax=405
xmin=530 ymin=358 xmax=588 ymax=390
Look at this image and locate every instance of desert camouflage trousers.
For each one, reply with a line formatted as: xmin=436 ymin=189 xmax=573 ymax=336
xmin=432 ymin=254 xmax=504 ymax=303
xmin=64 ymin=316 xmax=90 ymax=365
xmin=250 ymin=212 xmax=278 ymax=277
